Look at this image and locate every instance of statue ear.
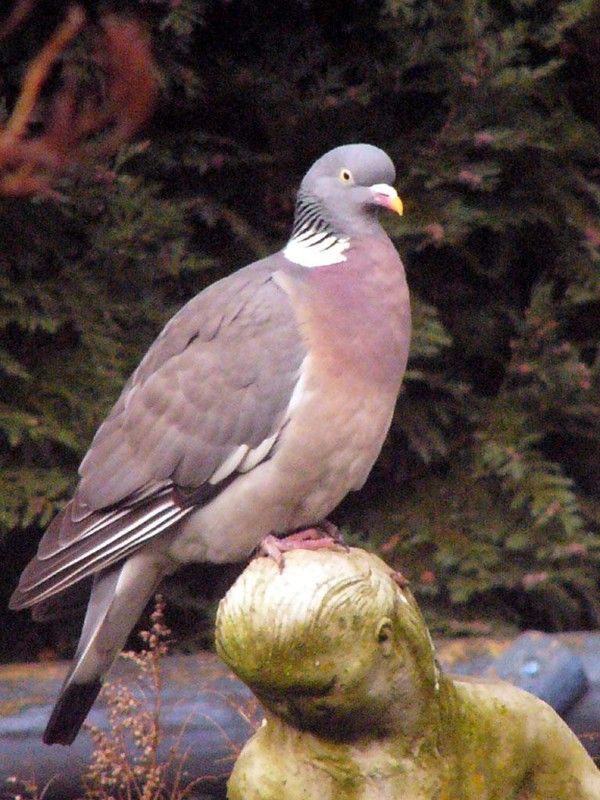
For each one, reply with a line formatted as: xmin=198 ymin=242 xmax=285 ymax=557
xmin=376 ymin=618 xmax=394 ymax=658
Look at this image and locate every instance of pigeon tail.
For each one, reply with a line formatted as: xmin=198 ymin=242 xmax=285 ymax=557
xmin=42 ymin=550 xmax=168 ymax=745
xmin=43 ymin=679 xmax=102 ymax=745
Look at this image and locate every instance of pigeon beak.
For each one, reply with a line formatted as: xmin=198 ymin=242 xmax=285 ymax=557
xmin=370 ymin=183 xmax=404 ymax=216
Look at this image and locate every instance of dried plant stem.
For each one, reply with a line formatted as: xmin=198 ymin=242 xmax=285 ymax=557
xmin=0 ymin=0 xmax=37 ymax=43
xmin=0 ymin=5 xmax=158 ymax=197
xmin=4 ymin=5 xmax=86 ymax=140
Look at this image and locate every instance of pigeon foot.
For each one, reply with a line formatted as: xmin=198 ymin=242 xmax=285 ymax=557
xmin=315 ymin=519 xmax=348 ymax=547
xmin=258 ymin=525 xmax=343 ymax=570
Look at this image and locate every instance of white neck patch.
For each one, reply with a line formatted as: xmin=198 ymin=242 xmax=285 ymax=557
xmin=283 ymin=229 xmax=350 ymax=268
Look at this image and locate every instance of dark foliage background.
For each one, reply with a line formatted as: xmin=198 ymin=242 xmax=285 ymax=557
xmin=1 ymin=0 xmax=599 ymax=661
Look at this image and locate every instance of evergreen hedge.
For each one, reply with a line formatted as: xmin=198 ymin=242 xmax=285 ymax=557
xmin=1 ymin=0 xmax=598 ymax=656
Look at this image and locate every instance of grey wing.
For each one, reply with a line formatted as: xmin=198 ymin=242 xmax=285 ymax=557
xmin=10 ymin=264 xmax=306 ymax=609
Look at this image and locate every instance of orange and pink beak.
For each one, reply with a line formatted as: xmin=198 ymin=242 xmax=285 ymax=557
xmin=370 ymin=183 xmax=404 ymax=216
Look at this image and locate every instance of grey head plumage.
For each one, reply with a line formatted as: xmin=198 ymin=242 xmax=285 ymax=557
xmin=291 ymin=143 xmax=402 ymax=243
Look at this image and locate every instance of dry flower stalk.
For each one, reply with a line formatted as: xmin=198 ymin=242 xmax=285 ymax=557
xmin=82 ymin=595 xmax=205 ymax=800
xmin=4 ymin=594 xmax=261 ymax=800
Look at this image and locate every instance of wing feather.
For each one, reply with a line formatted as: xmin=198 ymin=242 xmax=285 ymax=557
xmin=11 ymin=257 xmax=306 ymax=610
xmin=11 ymin=495 xmax=192 ymax=608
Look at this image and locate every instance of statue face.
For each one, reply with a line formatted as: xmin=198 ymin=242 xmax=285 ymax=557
xmin=216 ymin=549 xmax=441 ymax=737
xmin=264 ymin=617 xmax=415 ymax=738
xmin=238 ymin=611 xmax=421 ymax=737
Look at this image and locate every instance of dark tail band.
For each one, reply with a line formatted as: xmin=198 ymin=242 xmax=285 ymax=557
xmin=43 ymin=680 xmax=102 ymax=745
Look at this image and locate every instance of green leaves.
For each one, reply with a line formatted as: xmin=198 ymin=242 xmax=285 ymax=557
xmin=0 ymin=468 xmax=72 ymax=539
xmin=476 ymin=425 xmax=586 ymax=539
xmin=1 ymin=0 xmax=599 ymax=638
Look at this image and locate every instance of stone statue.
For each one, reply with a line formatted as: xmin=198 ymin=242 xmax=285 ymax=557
xmin=216 ymin=547 xmax=600 ymax=800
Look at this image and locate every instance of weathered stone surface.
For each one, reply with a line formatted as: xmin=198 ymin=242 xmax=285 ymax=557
xmin=1 ymin=555 xmax=599 ymax=798
xmin=216 ymin=548 xmax=600 ymax=800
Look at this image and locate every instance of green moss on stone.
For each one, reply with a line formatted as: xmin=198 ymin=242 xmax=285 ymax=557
xmin=217 ymin=548 xmax=600 ymax=800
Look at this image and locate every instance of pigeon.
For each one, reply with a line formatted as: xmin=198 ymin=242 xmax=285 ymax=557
xmin=10 ymin=143 xmax=411 ymax=745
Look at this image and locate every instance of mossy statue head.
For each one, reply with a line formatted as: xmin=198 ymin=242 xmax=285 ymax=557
xmin=216 ymin=547 xmax=440 ymax=737
xmin=221 ymin=548 xmax=600 ymax=800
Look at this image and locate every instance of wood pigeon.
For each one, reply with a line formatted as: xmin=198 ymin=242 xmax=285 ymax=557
xmin=10 ymin=143 xmax=411 ymax=745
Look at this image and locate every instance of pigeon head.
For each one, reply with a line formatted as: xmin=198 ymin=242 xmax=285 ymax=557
xmin=301 ymin=144 xmax=401 ymax=225
xmin=286 ymin=144 xmax=403 ymax=266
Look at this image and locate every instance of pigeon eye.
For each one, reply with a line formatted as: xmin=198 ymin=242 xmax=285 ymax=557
xmin=339 ymin=168 xmax=353 ymax=184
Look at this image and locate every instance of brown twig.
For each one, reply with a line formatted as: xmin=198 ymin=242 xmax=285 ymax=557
xmin=0 ymin=0 xmax=37 ymax=43
xmin=4 ymin=5 xmax=86 ymax=139
xmin=0 ymin=6 xmax=159 ymax=198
